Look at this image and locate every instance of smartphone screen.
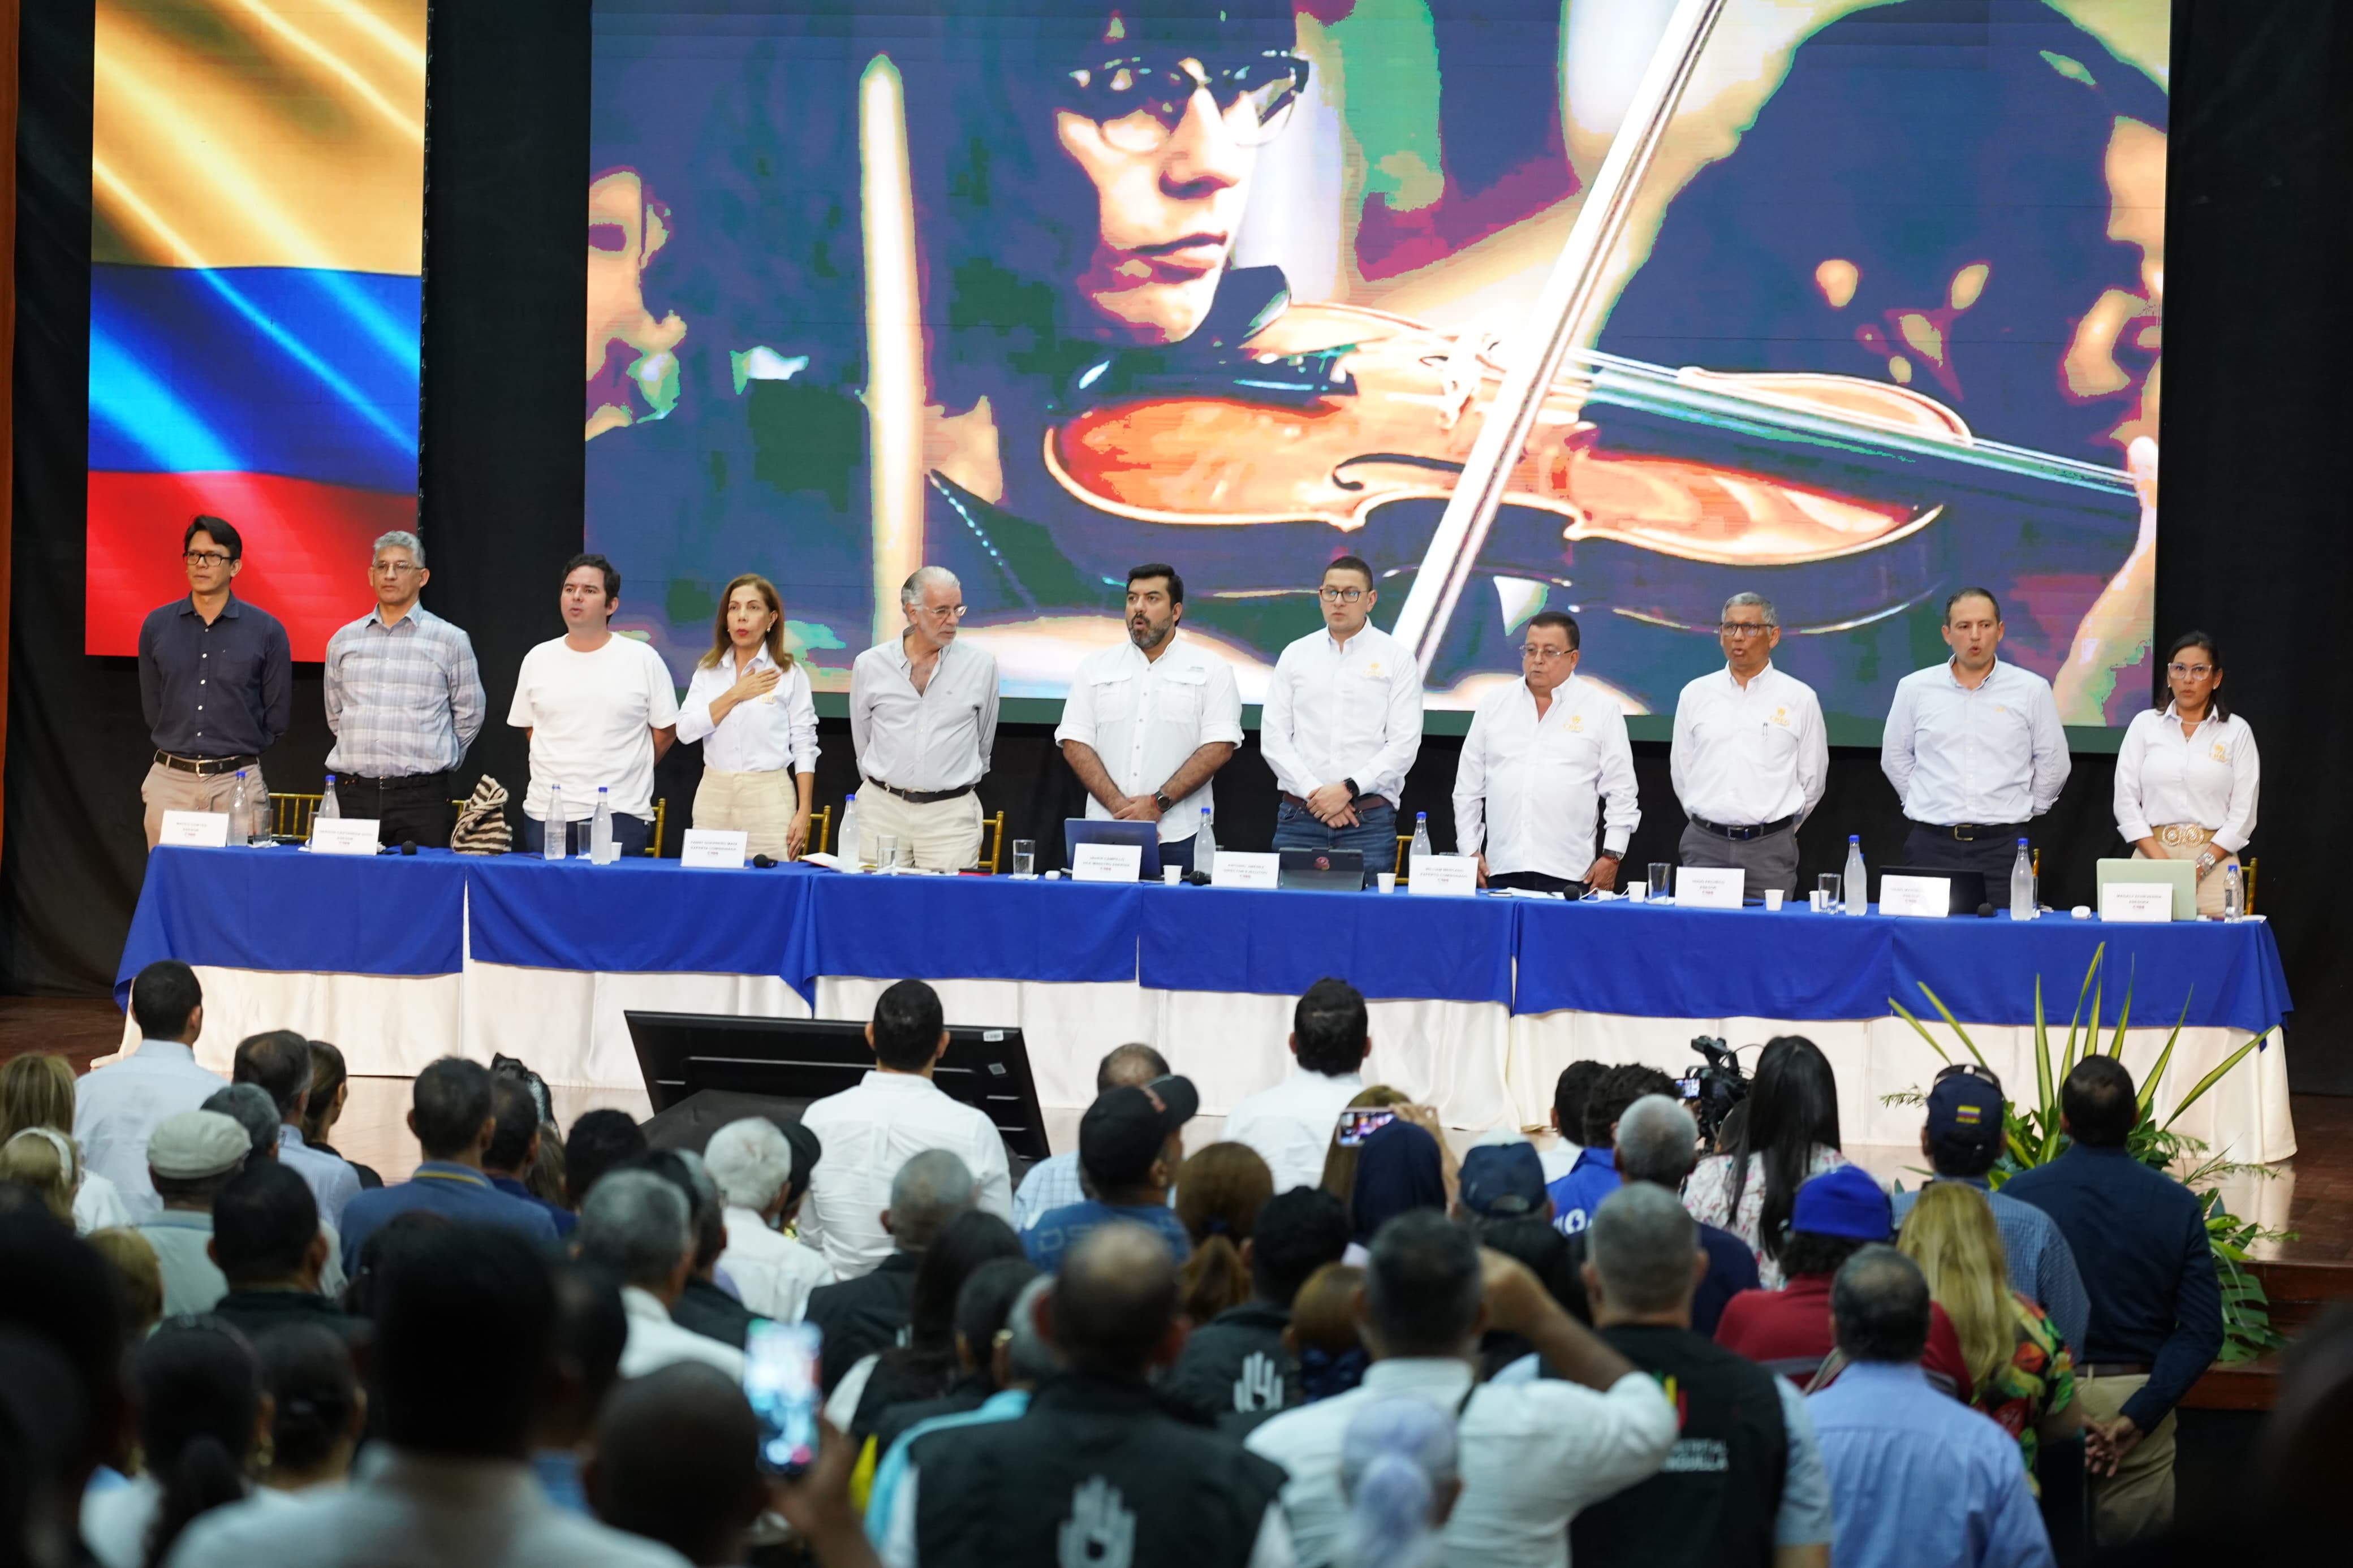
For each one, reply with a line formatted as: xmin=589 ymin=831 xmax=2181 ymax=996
xmin=1337 ymin=1107 xmax=1398 ymax=1147
xmin=744 ymin=1320 xmax=822 ymax=1476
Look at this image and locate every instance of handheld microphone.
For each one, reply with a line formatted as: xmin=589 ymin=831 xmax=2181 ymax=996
xmin=752 ymin=854 xmax=778 ymax=868
xmin=1976 ymin=902 xmax=1996 ymax=918
xmin=400 ymin=840 xmax=417 ymax=856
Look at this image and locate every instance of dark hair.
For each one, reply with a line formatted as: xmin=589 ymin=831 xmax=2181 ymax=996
xmin=0 ymin=1328 xmax=90 ymax=1553
xmin=1097 ymin=1043 xmax=1169 ymax=1093
xmin=2061 ymin=1056 xmax=2138 ymax=1147
xmin=565 ymin=1110 xmax=648 ymax=1207
xmin=2162 ymin=630 xmax=2229 ymax=721
xmin=299 ymin=1041 xmax=347 ymax=1146
xmin=132 ymin=1318 xmax=262 ymax=1568
xmin=485 ymin=1075 xmax=543 ymax=1174
xmin=861 ymin=1212 xmax=1027 ymax=1428
xmin=589 ymin=1364 xmax=763 ymax=1566
xmin=1246 ymin=1187 xmax=1352 ymax=1308
xmin=255 ymin=1324 xmax=358 ymax=1478
xmin=1943 ymin=586 xmax=2002 ymax=624
xmin=562 ymin=550 xmax=621 ymax=603
xmin=1584 ymin=1064 xmax=1680 ymax=1147
xmin=630 ymin=1149 xmax=725 ymax=1272
xmin=550 ymin=1260 xmax=629 ymax=1442
xmin=954 ymin=1256 xmax=1041 ymax=1389
xmin=1475 ymin=1215 xmax=1579 ymax=1311
xmin=1175 ymin=1143 xmax=1273 ymax=1326
xmin=1323 ymin=555 xmax=1374 ymax=588
xmin=210 ymin=1162 xmax=319 ymax=1284
xmin=411 ymin=1057 xmax=493 ymax=1161
xmin=1778 ymin=1229 xmax=1871 ymax=1280
xmin=1364 ymin=1210 xmax=1483 ymax=1355
xmin=0 ymin=1213 xmax=128 ymax=1481
xmin=1725 ymin=1036 xmax=1842 ymax=1265
xmin=131 ymin=961 xmax=203 ymax=1042
xmin=1294 ymin=978 xmax=1371 ymax=1077
xmin=1126 ymin=562 xmax=1184 ymax=606
xmin=231 ymin=1030 xmax=311 ymax=1119
xmin=1525 ymin=610 xmax=1580 ymax=650
xmin=376 ymin=1224 xmax=554 ymax=1457
xmin=183 ymin=515 xmax=242 ymax=561
xmin=342 ymin=1210 xmax=450 ymax=1319
xmin=1553 ymin=1061 xmax=1608 ymax=1145
xmin=872 ymin=979 xmax=946 ymax=1073
xmin=1831 ymin=1245 xmax=1932 ymax=1364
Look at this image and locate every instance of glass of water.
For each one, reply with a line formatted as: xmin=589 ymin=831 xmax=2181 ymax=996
xmin=1647 ymin=863 xmax=1672 ymax=901
xmin=1011 ymin=839 xmax=1036 ymax=877
xmin=1817 ymin=872 xmax=1843 ymax=909
xmin=877 ymin=834 xmax=900 ymax=872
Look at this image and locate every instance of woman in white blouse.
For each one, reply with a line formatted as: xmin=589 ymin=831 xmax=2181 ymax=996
xmin=2113 ymin=632 xmax=2257 ymax=917
xmin=676 ymin=574 xmax=819 ymax=859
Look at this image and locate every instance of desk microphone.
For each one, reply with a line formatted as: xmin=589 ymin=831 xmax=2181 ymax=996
xmin=1976 ymin=902 xmax=1996 ymax=918
xmin=401 ymin=840 xmax=417 ymax=856
xmin=752 ymin=854 xmax=778 ymax=868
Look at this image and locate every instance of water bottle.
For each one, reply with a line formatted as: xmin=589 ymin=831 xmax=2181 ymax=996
xmin=838 ymin=792 xmax=860 ymax=870
xmin=1843 ymin=835 xmax=1866 ymax=915
xmin=590 ymin=787 xmax=615 ymax=864
xmin=1411 ymin=811 xmax=1434 ymax=875
xmin=2223 ymin=861 xmax=2243 ymax=920
xmin=2009 ymin=839 xmax=2036 ymax=921
xmin=228 ymin=770 xmax=252 ymax=846
xmin=318 ymin=775 xmax=342 ymax=819
xmin=544 ymin=784 xmax=566 ymax=861
xmin=1195 ymin=805 xmax=1217 ymax=880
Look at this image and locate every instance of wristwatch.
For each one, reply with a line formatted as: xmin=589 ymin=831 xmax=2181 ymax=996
xmin=1151 ymin=791 xmax=1174 ymax=813
xmin=2196 ymin=850 xmax=2218 ymax=875
xmin=1343 ymin=777 xmax=1363 ymax=801
xmin=1595 ymin=849 xmax=1623 ymax=863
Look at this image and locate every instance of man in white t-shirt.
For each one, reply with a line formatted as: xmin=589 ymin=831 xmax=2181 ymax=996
xmin=1221 ymin=978 xmax=1372 ymax=1195
xmin=507 ymin=553 xmax=680 ymax=856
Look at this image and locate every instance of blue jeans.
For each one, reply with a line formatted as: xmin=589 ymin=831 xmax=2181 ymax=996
xmin=1272 ymin=797 xmax=1399 ymax=884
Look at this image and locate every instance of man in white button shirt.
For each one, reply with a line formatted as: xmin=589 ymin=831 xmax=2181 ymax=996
xmin=848 ymin=566 xmax=1001 ymax=871
xmin=74 ymin=960 xmax=225 ymax=1221
xmin=1222 ymin=978 xmax=1371 ymax=1195
xmin=797 ymin=979 xmax=1014 ymax=1278
xmin=1262 ymin=556 xmax=1423 ymax=882
xmin=1056 ymin=563 xmax=1243 ymax=874
xmin=1671 ymin=593 xmax=1828 ymax=897
xmin=1454 ymin=612 xmax=1637 ymax=894
xmin=1881 ymin=587 xmax=2070 ymax=882
xmin=578 ymin=1170 xmax=747 ymax=1380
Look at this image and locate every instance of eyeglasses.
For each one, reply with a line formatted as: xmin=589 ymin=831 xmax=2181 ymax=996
xmin=1718 ymin=622 xmax=1770 ymax=638
xmin=1063 ymin=50 xmax=1310 ymax=155
xmin=917 ymin=603 xmax=969 ymax=622
xmin=1521 ymin=645 xmax=1572 ymax=662
xmin=1318 ymin=586 xmax=1367 ymax=604
xmin=183 ymin=550 xmax=232 ymax=567
xmin=2168 ymin=662 xmax=2214 ymax=679
xmin=372 ymin=561 xmax=419 ymax=576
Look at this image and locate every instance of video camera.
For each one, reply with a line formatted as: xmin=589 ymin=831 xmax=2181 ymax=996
xmin=1676 ymin=1036 xmax=1750 ymax=1150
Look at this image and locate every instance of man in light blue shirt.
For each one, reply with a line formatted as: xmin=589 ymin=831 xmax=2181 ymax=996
xmin=1809 ymin=1245 xmax=2053 ymax=1568
xmin=234 ymin=1028 xmax=361 ymax=1228
xmin=1011 ymin=1043 xmax=1167 ymax=1231
xmin=1880 ymin=586 xmax=2070 ymax=883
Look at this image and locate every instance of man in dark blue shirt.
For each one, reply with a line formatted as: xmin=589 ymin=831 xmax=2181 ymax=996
xmin=2002 ymin=1056 xmax=2222 ymax=1547
xmin=339 ymin=1057 xmax=560 ymax=1276
xmin=1024 ymin=1075 xmax=1197 ymax=1273
xmin=136 ymin=515 xmax=292 ymax=848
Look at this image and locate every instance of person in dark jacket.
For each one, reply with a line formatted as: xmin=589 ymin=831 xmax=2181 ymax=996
xmin=206 ymin=1163 xmax=363 ymax=1345
xmin=806 ymin=1150 xmax=976 ymax=1392
xmin=1162 ymin=1186 xmax=1351 ymax=1431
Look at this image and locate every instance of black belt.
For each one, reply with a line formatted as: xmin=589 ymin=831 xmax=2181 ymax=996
xmin=155 ymin=750 xmax=257 ymax=777
xmin=1920 ymin=821 xmax=2030 ymax=843
xmin=335 ymin=771 xmax=447 ymax=787
xmin=868 ymin=779 xmax=974 ymax=806
xmin=1688 ymin=814 xmax=1794 ymax=842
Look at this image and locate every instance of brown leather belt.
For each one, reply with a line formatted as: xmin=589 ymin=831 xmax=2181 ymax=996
xmin=2080 ymin=1361 xmax=2153 ymax=1377
xmin=155 ymin=750 xmax=258 ymax=777
xmin=868 ymin=779 xmax=974 ymax=806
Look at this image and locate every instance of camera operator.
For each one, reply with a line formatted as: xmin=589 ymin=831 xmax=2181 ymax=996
xmin=1676 ymin=1036 xmax=1751 ymax=1151
xmin=1549 ymin=1096 xmax=1760 ymax=1337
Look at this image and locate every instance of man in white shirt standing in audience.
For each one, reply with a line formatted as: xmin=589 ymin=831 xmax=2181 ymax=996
xmin=1671 ymin=592 xmax=1828 ymax=897
xmin=798 ymin=979 xmax=1014 ymax=1278
xmin=1222 ymin=979 xmax=1372 ymax=1195
xmin=1454 ymin=611 xmax=1636 ymax=894
xmin=1055 ymin=563 xmax=1242 ymax=875
xmin=508 ymin=552 xmax=679 ymax=857
xmin=1882 ymin=585 xmax=2071 ymax=883
xmin=74 ymin=960 xmax=224 ymax=1221
xmin=1013 ymin=1043 xmax=1169 ymax=1230
xmin=848 ymin=565 xmax=999 ymax=871
xmin=1262 ymin=555 xmax=1423 ymax=883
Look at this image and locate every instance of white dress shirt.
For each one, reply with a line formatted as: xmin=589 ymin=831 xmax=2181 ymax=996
xmin=1220 ymin=1069 xmax=1365 ymax=1196
xmin=163 ymin=1444 xmax=691 ymax=1568
xmin=1454 ymin=675 xmax=1638 ymax=878
xmin=278 ymin=1124 xmax=362 ymax=1229
xmin=2113 ymin=706 xmax=2260 ymax=852
xmin=795 ymin=1072 xmax=1015 ymax=1279
xmin=1670 ymin=662 xmax=1829 ymax=826
xmin=1246 ymin=1358 xmax=1676 ymax=1568
xmin=1054 ymin=632 xmax=1244 ymax=842
xmin=618 ymin=1284 xmax=748 ymax=1379
xmin=716 ymin=1204 xmax=834 ymax=1323
xmin=1259 ymin=624 xmax=1423 ymax=806
xmin=72 ymin=1039 xmax=227 ymax=1221
xmin=506 ymin=633 xmax=682 ymax=821
xmin=848 ymin=637 xmax=999 ymax=792
xmin=1881 ymin=658 xmax=2070 ymax=825
xmin=675 ymin=650 xmax=820 ymax=774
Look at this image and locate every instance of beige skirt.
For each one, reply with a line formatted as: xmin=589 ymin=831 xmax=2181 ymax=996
xmin=692 ymin=767 xmax=801 ymax=859
xmin=2135 ymin=824 xmax=2236 ymax=917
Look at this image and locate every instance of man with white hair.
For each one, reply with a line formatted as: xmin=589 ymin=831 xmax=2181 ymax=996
xmin=847 ymin=564 xmax=999 ymax=870
xmin=577 ymin=1169 xmax=745 ymax=1379
xmin=322 ymin=528 xmax=485 ymax=847
xmin=1669 ymin=591 xmax=1828 ymax=896
xmin=703 ymin=1116 xmax=833 ymax=1321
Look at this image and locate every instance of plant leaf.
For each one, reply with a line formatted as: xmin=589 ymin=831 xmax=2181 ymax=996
xmin=1912 ymin=984 xmax=1988 ymax=1069
xmin=2061 ymin=944 xmax=2102 ymax=1081
xmin=2137 ymin=994 xmax=2194 ymax=1117
xmin=2162 ymin=1033 xmax=2267 ymax=1129
xmin=2108 ymin=960 xmax=2134 ymax=1057
xmin=1887 ymin=997 xmax=1952 ymax=1064
xmin=2032 ymin=976 xmax=2054 ymax=1125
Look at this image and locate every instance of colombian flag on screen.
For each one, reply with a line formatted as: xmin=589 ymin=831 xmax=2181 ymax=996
xmin=85 ymin=0 xmax=426 ymax=659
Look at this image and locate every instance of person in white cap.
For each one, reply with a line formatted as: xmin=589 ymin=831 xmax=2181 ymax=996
xmin=133 ymin=1109 xmax=252 ymax=1316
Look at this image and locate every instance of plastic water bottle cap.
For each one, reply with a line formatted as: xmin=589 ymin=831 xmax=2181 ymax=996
xmin=1848 ymin=834 xmax=1859 ymax=843
xmin=325 ymin=775 xmax=336 ymax=784
xmin=599 ymin=786 xmax=609 ymax=794
xmin=2018 ymin=837 xmax=2028 ymax=846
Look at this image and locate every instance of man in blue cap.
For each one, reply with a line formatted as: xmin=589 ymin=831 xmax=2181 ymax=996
xmin=1455 ymin=1140 xmax=1554 ymax=1225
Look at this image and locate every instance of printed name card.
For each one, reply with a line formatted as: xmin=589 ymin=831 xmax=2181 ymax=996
xmin=159 ymin=811 xmax=231 ymax=848
xmin=1408 ymin=855 xmax=1479 ymax=897
xmin=1070 ymin=842 xmax=1144 ymax=883
xmin=679 ymin=829 xmax=749 ymax=869
xmin=2100 ymin=883 xmax=2174 ymax=923
xmin=1880 ymin=874 xmax=1953 ymax=919
xmin=1212 ymin=851 xmax=1279 ymax=889
xmin=1675 ymin=866 xmax=1746 ymax=910
xmin=308 ymin=819 xmax=381 ymax=856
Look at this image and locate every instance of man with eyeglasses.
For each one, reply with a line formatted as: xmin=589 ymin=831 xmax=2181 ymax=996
xmin=1881 ymin=587 xmax=2069 ymax=884
xmin=1453 ymin=611 xmax=1636 ymax=895
xmin=1261 ymin=557 xmax=1422 ymax=883
xmin=848 ymin=567 xmax=1000 ymax=871
xmin=1669 ymin=593 xmax=1828 ymax=897
xmin=136 ymin=515 xmax=292 ymax=849
xmin=321 ymin=532 xmax=486 ymax=849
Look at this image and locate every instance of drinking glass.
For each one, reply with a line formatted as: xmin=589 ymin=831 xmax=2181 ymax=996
xmin=1011 ymin=840 xmax=1036 ymax=877
xmin=1647 ymin=862 xmax=1672 ymax=901
xmin=1818 ymin=872 xmax=1843 ymax=908
xmin=877 ymin=833 xmax=900 ymax=871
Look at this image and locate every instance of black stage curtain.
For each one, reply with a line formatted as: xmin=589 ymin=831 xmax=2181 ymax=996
xmin=8 ymin=2 xmax=2351 ymax=1091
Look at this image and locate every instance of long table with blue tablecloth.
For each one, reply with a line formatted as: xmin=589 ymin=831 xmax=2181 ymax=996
xmin=114 ymin=847 xmax=2298 ymax=1162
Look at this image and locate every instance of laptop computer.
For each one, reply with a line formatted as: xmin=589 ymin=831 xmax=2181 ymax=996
xmin=1063 ymin=817 xmax=1161 ymax=878
xmin=1881 ymin=866 xmax=1990 ymax=915
xmin=1278 ymin=847 xmax=1365 ymax=892
xmin=2096 ymin=857 xmax=2199 ymax=921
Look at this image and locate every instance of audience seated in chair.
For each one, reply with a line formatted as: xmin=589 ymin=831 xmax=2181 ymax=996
xmin=702 ymin=1116 xmax=832 ymax=1323
xmin=806 ymin=1148 xmax=979 ymax=1396
xmin=337 ymin=1059 xmax=559 ymax=1277
xmin=231 ymin=1029 xmax=360 ymax=1229
xmin=206 ymin=1163 xmax=361 ymax=1346
xmin=577 ymin=1169 xmax=744 ymax=1381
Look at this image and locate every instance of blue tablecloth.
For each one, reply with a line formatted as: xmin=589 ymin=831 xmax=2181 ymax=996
xmin=802 ymin=874 xmax=1144 ymax=992
xmin=1139 ymin=885 xmax=1516 ymax=1005
xmin=115 ymin=845 xmax=469 ymax=1006
xmin=466 ymin=856 xmax=819 ymax=985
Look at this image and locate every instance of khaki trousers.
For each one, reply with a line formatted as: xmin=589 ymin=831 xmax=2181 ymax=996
xmin=2074 ymin=1370 xmax=2176 ymax=1545
xmin=855 ymin=785 xmax=983 ymax=872
xmin=692 ymin=767 xmax=803 ymax=859
xmin=141 ymin=762 xmax=270 ymax=849
xmin=2137 ymin=827 xmax=2235 ymax=917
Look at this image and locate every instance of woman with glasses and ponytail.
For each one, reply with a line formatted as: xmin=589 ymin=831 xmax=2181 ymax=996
xmin=2113 ymin=631 xmax=2259 ymax=917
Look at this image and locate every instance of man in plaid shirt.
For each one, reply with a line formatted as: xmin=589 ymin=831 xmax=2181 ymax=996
xmin=323 ymin=530 xmax=486 ymax=848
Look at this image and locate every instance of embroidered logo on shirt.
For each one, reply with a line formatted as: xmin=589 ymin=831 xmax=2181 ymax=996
xmin=1567 ymin=713 xmax=1585 ymax=732
xmin=1366 ymin=661 xmax=1385 ymax=677
xmin=1772 ymin=706 xmax=1789 ymax=725
xmin=2210 ymin=742 xmax=2229 ymax=762
xmin=1233 ymin=1351 xmax=1283 ymax=1412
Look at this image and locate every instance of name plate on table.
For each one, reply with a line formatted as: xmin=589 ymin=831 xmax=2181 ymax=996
xmin=158 ymin=810 xmax=231 ymax=847
xmin=1881 ymin=874 xmax=1953 ymax=919
xmin=1408 ymin=856 xmax=1479 ymax=897
xmin=1070 ymin=842 xmax=1143 ymax=883
xmin=1212 ymin=851 xmax=1279 ymax=889
xmin=678 ymin=829 xmax=749 ymax=869
xmin=307 ymin=819 xmax=381 ymax=856
xmin=1675 ymin=867 xmax=1746 ymax=909
xmin=2100 ymin=883 xmax=2174 ymax=923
